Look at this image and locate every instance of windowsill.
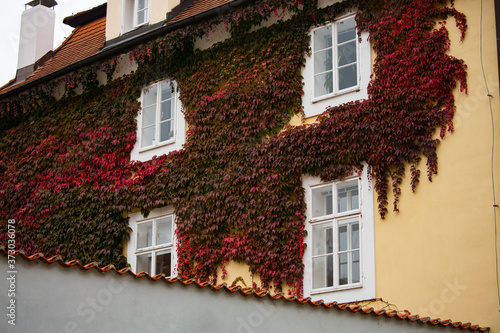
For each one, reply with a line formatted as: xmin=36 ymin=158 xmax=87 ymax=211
xmin=139 ymin=139 xmax=176 ymax=153
xmin=133 ymin=21 xmax=150 ymax=29
xmin=311 ymin=282 xmax=363 ymax=295
xmin=311 ymin=86 xmax=361 ymax=104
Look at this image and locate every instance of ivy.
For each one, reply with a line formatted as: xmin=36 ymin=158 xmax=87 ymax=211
xmin=0 ymin=0 xmax=467 ymax=294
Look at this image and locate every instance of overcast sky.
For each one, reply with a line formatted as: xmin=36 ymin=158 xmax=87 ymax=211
xmin=0 ymin=0 xmax=107 ymax=86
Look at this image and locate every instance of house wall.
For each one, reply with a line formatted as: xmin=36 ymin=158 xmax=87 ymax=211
xmin=374 ymin=0 xmax=500 ymax=331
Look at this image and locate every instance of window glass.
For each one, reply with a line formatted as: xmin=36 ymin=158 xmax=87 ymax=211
xmin=137 ymin=221 xmax=153 ymax=249
xmin=143 ymin=87 xmax=156 ymax=107
xmin=136 ymin=252 xmax=152 ymax=273
xmin=337 ymin=17 xmax=356 ymax=43
xmin=337 ymin=180 xmax=359 ymax=213
xmin=156 ymin=216 xmax=172 ymax=245
xmin=142 ymin=105 xmax=156 ymax=127
xmin=312 ymin=223 xmax=333 ymax=256
xmin=312 ymin=184 xmax=333 ymax=218
xmin=314 ymin=26 xmax=332 ymax=50
xmin=155 ymin=250 xmax=172 ymax=277
xmin=312 ymin=255 xmax=334 ymax=289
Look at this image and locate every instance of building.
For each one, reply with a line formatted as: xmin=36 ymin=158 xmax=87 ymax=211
xmin=0 ymin=0 xmax=498 ymax=331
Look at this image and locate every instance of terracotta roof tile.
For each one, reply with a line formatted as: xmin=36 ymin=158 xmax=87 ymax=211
xmin=168 ymin=0 xmax=235 ymax=24
xmin=0 ymin=245 xmax=490 ymax=332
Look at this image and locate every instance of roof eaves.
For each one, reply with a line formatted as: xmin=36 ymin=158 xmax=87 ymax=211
xmin=0 ymin=0 xmax=251 ymax=101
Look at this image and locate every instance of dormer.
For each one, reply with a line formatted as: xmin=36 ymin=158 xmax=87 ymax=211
xmin=105 ymin=0 xmax=181 ymax=40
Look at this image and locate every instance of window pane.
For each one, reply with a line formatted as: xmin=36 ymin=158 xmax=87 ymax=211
xmin=338 ymin=225 xmax=347 ymax=252
xmin=156 ymin=216 xmax=173 ymax=245
xmin=161 ymin=100 xmax=172 ymax=121
xmin=137 ymin=0 xmax=147 ymax=10
xmin=312 ymin=223 xmax=333 ymax=255
xmin=136 ymin=252 xmax=152 ymax=273
xmin=339 ymin=252 xmax=348 ymax=285
xmin=312 ymin=255 xmax=334 ymax=289
xmin=137 ymin=221 xmax=153 ymax=249
xmin=156 ymin=250 xmax=172 ymax=277
xmin=141 ymin=125 xmax=155 ymax=148
xmin=338 ymin=64 xmax=357 ymax=91
xmin=137 ymin=10 xmax=145 ymax=25
xmin=314 ymin=72 xmax=333 ymax=97
xmin=314 ymin=26 xmax=332 ymax=51
xmin=338 ymin=41 xmax=357 ymax=66
xmin=314 ymin=49 xmax=333 ymax=74
xmin=160 ymin=121 xmax=173 ymax=142
xmin=142 ymin=105 xmax=156 ymax=127
xmin=352 ymin=250 xmax=360 ymax=283
xmin=352 ymin=222 xmax=359 ymax=249
xmin=312 ymin=185 xmax=333 ymax=218
xmin=337 ymin=180 xmax=359 ymax=212
xmin=161 ymin=81 xmax=173 ymax=100
xmin=143 ymin=86 xmax=157 ymax=107
xmin=337 ymin=17 xmax=356 ymax=44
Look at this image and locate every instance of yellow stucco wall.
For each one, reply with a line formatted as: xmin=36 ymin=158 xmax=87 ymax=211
xmin=105 ymin=0 xmax=122 ymax=41
xmin=374 ymin=0 xmax=500 ymax=330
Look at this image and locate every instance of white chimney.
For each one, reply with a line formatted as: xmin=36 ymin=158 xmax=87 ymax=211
xmin=17 ymin=0 xmax=57 ymax=71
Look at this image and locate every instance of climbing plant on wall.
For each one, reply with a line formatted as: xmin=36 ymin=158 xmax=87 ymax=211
xmin=0 ymin=0 xmax=467 ymax=294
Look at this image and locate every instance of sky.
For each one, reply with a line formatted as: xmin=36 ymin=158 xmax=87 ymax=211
xmin=0 ymin=0 xmax=107 ymax=87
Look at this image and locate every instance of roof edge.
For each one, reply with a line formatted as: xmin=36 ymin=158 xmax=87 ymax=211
xmin=0 ymin=246 xmax=491 ymax=332
xmin=63 ymin=3 xmax=107 ymax=28
xmin=0 ymin=0 xmax=250 ymax=101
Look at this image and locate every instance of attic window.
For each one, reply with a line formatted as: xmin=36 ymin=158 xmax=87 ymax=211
xmin=121 ymin=0 xmax=150 ymax=33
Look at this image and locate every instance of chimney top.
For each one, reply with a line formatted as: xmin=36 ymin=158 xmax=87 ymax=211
xmin=25 ymin=0 xmax=57 ymax=9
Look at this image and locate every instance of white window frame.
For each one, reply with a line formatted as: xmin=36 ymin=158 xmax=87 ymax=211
xmin=133 ymin=0 xmax=150 ymax=27
xmin=131 ymin=79 xmax=186 ymax=162
xmin=121 ymin=0 xmax=150 ymax=34
xmin=302 ymin=13 xmax=371 ymax=118
xmin=312 ymin=16 xmax=360 ymax=99
xmin=128 ymin=207 xmax=177 ymax=277
xmin=303 ymin=166 xmax=375 ymax=303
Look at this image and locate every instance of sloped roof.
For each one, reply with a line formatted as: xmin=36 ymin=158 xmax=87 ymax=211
xmin=167 ymin=0 xmax=235 ymax=24
xmin=0 ymin=1 xmax=247 ymax=97
xmin=0 ymin=4 xmax=106 ymax=94
xmin=0 ymin=246 xmax=489 ymax=332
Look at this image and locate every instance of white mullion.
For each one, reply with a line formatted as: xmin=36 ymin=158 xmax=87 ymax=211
xmin=333 ymin=22 xmax=339 ymax=94
xmin=347 ymin=223 xmax=353 ymax=284
xmin=333 ymin=218 xmax=339 ymax=287
xmin=155 ymin=83 xmax=160 ymax=146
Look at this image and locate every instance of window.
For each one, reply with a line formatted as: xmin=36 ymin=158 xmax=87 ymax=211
xmin=130 ymin=79 xmax=185 ymax=162
xmin=313 ymin=17 xmax=358 ymax=97
xmin=121 ymin=0 xmax=150 ymax=34
xmin=135 ymin=215 xmax=174 ymax=276
xmin=303 ymin=169 xmax=375 ymax=303
xmin=140 ymin=80 xmax=177 ymax=149
xmin=302 ymin=14 xmax=371 ymax=118
xmin=134 ymin=0 xmax=149 ymax=27
xmin=311 ymin=180 xmax=361 ymax=289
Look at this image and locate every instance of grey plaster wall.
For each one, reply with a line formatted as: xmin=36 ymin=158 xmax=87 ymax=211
xmin=0 ymin=256 xmax=461 ymax=333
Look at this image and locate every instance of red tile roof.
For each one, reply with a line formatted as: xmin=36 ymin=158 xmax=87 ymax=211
xmin=167 ymin=0 xmax=235 ymax=24
xmin=0 ymin=11 xmax=106 ymax=94
xmin=0 ymin=245 xmax=490 ymax=332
